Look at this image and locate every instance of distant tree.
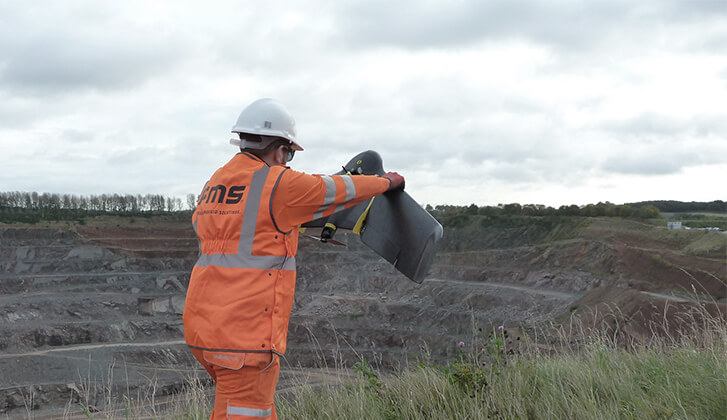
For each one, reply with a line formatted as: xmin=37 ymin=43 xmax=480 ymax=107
xmin=502 ymin=203 xmax=522 ymax=215
xmin=479 ymin=206 xmax=502 ymax=216
xmin=128 ymin=195 xmax=138 ymax=212
xmin=166 ymin=197 xmax=176 ymax=212
xmin=151 ymin=194 xmax=166 ymax=212
xmin=521 ymin=204 xmax=544 ymax=216
xmin=617 ymin=205 xmax=632 ymax=218
xmin=582 ymin=204 xmax=602 ymax=217
xmin=187 ymin=193 xmax=197 ymax=210
xmin=636 ymin=205 xmax=660 ymax=219
xmin=465 ymin=203 xmax=479 ymax=215
xmin=558 ymin=204 xmax=580 ymax=216
xmin=604 ymin=203 xmax=618 ymax=217
xmin=625 ymin=200 xmax=726 ymax=213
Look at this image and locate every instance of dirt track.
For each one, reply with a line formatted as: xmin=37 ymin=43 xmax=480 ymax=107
xmin=426 ymin=278 xmax=580 ymax=299
xmin=0 ymin=340 xmax=187 ymax=360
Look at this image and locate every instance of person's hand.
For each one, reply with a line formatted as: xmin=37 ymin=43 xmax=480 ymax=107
xmin=382 ymin=172 xmax=405 ymax=191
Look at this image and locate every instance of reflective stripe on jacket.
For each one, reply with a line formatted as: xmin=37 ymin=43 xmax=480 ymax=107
xmin=183 ymin=152 xmax=389 ymax=354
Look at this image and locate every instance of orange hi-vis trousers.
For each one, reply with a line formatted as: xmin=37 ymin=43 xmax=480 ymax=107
xmin=191 ymin=348 xmax=280 ymax=420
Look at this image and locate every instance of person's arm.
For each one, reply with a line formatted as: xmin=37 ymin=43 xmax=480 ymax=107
xmin=271 ymin=168 xmax=400 ymax=230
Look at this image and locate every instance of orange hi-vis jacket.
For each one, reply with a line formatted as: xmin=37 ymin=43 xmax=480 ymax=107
xmin=183 ymin=152 xmax=389 ymax=355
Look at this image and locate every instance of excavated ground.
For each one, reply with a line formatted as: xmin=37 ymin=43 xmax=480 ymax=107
xmin=0 ymin=215 xmax=725 ymax=417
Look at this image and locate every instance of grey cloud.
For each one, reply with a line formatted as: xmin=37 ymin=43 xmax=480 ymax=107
xmin=332 ymin=0 xmax=727 ymax=51
xmin=596 ymin=113 xmax=727 ymax=176
xmin=333 ymin=0 xmax=606 ymax=49
xmin=487 ymin=161 xmax=543 ymax=184
xmin=483 ymin=154 xmax=598 ymax=184
xmin=166 ymin=136 xmax=227 ymax=167
xmin=107 ymin=147 xmax=160 ymax=166
xmin=0 ymin=10 xmax=185 ymax=93
xmin=301 ymin=89 xmax=568 ymax=182
xmin=61 ymin=129 xmax=95 ymax=143
xmin=660 ymin=0 xmax=727 ymax=19
xmin=688 ymin=30 xmax=727 ymax=53
xmin=0 ymin=96 xmax=45 ymax=128
xmin=600 ymin=141 xmax=726 ymax=176
xmin=600 ymin=113 xmax=727 ymax=139
xmin=601 ymin=114 xmax=686 ymax=138
xmin=602 ymin=153 xmax=686 ymax=176
xmin=455 ymin=114 xmax=564 ymax=167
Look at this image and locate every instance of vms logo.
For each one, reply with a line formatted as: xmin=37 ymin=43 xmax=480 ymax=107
xmin=197 ymin=184 xmax=246 ymax=205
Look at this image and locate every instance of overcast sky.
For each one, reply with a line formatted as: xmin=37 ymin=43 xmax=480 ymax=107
xmin=1 ymin=0 xmax=725 ymax=207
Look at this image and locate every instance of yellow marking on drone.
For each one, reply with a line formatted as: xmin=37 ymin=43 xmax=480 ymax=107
xmin=356 ymin=159 xmax=362 ymax=164
xmin=324 ymin=222 xmax=337 ymax=230
xmin=352 ymin=198 xmax=375 ymax=235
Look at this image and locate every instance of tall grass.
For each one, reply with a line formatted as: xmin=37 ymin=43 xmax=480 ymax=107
xmin=13 ymin=308 xmax=725 ymax=419
xmin=277 ymin=346 xmax=726 ymax=419
xmin=276 ymin=311 xmax=727 ymax=420
xmin=7 ymin=372 xmax=212 ymax=420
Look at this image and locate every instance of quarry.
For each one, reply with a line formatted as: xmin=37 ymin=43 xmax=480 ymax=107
xmin=0 ymin=214 xmax=725 ymax=418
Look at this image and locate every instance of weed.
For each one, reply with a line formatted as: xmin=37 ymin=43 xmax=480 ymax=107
xmin=353 ymin=357 xmax=382 ymax=390
xmin=444 ymin=325 xmax=514 ymax=396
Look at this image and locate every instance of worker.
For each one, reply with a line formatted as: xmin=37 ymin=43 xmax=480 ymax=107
xmin=183 ymin=98 xmax=404 ymax=419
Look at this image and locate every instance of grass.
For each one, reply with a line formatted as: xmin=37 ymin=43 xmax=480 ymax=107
xmin=8 ymin=322 xmax=725 ymax=420
xmin=683 ymin=231 xmax=727 ymax=257
xmin=11 ymin=312 xmax=725 ymax=420
xmin=278 ymin=355 xmax=727 ymax=419
xmin=669 ymin=212 xmax=727 ymax=231
xmin=275 ymin=315 xmax=727 ymax=420
xmin=6 ymin=369 xmax=213 ymax=420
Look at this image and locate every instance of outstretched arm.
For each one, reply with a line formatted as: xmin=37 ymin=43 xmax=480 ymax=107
xmin=271 ymin=168 xmax=395 ymax=230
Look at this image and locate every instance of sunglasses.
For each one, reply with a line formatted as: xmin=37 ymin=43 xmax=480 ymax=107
xmin=282 ymin=146 xmax=295 ymax=162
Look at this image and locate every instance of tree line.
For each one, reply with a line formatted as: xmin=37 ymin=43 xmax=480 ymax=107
xmin=625 ymin=200 xmax=726 ymax=213
xmin=1 ymin=190 xmax=723 ymax=226
xmin=0 ymin=191 xmax=197 ymax=223
xmin=426 ymin=200 xmax=725 ymax=228
xmin=426 ymin=202 xmax=662 ymax=221
xmin=0 ymin=191 xmax=196 ymax=212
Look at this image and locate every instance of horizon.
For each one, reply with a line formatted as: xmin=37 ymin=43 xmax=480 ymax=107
xmin=1 ymin=189 xmax=725 ymax=211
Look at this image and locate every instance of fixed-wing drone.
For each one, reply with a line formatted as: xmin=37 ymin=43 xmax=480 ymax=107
xmin=301 ymin=150 xmax=443 ymax=284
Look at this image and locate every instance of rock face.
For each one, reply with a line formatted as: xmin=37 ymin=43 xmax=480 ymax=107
xmin=1 ymin=216 xmax=725 ymax=417
xmin=0 ymin=225 xmax=195 ymax=417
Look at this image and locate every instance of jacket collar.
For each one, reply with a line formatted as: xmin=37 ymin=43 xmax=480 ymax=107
xmin=239 ymin=151 xmax=269 ymax=167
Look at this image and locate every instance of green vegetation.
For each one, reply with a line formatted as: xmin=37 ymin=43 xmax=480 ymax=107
xmin=426 ymin=201 xmax=725 ymax=252
xmin=675 ymin=213 xmax=727 ymax=231
xmin=427 ymin=202 xmax=664 ymax=227
xmin=5 ymin=190 xmax=725 ymax=233
xmin=630 ymin=200 xmax=727 ymax=230
xmin=276 ymin=347 xmax=727 ymax=419
xmin=276 ymin=321 xmax=727 ymax=420
xmin=425 ymin=203 xmax=663 ymax=252
xmin=626 ymin=200 xmax=726 ymax=214
xmin=435 ymin=214 xmax=591 ymax=251
xmin=684 ymin=231 xmax=727 ymax=257
xmin=37 ymin=312 xmax=727 ymax=419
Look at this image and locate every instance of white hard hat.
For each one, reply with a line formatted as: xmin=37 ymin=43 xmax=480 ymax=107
xmin=229 ymin=98 xmax=303 ymax=151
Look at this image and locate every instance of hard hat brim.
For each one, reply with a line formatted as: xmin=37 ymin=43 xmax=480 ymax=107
xmin=229 ymin=135 xmax=304 ymax=152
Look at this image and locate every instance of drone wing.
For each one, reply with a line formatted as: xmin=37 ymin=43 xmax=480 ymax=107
xmin=301 ymin=150 xmax=443 ymax=283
